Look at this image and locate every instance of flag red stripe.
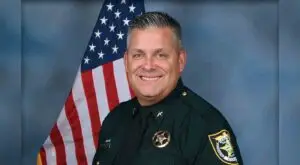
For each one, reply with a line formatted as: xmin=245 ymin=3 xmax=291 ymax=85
xmin=65 ymin=93 xmax=88 ymax=164
xmin=49 ymin=124 xmax=66 ymax=165
xmin=103 ymin=63 xmax=119 ymax=111
xmin=81 ymin=70 xmax=101 ymax=148
xmin=40 ymin=147 xmax=47 ymax=165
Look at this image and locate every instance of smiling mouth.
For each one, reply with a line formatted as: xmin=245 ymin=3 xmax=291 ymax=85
xmin=139 ymin=76 xmax=162 ymax=81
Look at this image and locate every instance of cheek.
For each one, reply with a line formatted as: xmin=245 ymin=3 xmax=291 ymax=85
xmin=161 ymin=61 xmax=179 ymax=74
xmin=172 ymin=60 xmax=182 ymax=73
xmin=128 ymin=64 xmax=142 ymax=77
xmin=126 ymin=60 xmax=138 ymax=72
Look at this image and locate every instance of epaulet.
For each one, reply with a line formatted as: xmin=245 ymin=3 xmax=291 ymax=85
xmin=179 ymin=87 xmax=228 ymax=126
xmin=179 ymin=86 xmax=214 ymax=115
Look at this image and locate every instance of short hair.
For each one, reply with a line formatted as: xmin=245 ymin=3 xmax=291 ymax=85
xmin=127 ymin=11 xmax=182 ymax=49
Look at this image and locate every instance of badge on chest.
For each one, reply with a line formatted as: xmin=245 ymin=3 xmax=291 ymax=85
xmin=152 ymin=130 xmax=171 ymax=148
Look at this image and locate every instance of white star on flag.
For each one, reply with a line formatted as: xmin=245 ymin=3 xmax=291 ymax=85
xmin=106 ymin=2 xmax=114 ymax=11
xmin=104 ymin=38 xmax=110 ymax=46
xmin=100 ymin=16 xmax=108 ymax=25
xmin=98 ymin=51 xmax=104 ymax=59
xmin=117 ymin=31 xmax=124 ymax=40
xmin=129 ymin=4 xmax=136 ymax=13
xmin=109 ymin=24 xmax=116 ymax=32
xmin=121 ymin=0 xmax=126 ymax=4
xmin=112 ymin=45 xmax=119 ymax=54
xmin=94 ymin=30 xmax=101 ymax=38
xmin=84 ymin=56 xmax=90 ymax=64
xmin=123 ymin=17 xmax=130 ymax=26
xmin=89 ymin=43 xmax=96 ymax=52
xmin=114 ymin=10 xmax=121 ymax=18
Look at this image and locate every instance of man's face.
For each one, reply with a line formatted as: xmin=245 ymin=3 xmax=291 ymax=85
xmin=124 ymin=27 xmax=186 ymax=106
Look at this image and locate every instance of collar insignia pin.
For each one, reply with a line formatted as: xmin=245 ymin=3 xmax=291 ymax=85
xmin=156 ymin=111 xmax=163 ymax=118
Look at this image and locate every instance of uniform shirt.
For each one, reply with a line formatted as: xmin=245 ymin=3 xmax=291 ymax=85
xmin=93 ymin=79 xmax=243 ymax=165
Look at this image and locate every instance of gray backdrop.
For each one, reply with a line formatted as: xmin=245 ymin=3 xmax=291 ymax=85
xmin=0 ymin=0 xmax=299 ymax=164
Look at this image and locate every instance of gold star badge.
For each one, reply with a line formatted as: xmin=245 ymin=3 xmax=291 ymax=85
xmin=152 ymin=130 xmax=171 ymax=148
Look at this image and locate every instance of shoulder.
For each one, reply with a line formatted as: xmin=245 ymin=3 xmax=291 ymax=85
xmin=179 ymin=88 xmax=243 ymax=164
xmin=180 ymin=86 xmax=230 ymax=132
xmin=178 ymin=86 xmax=238 ymax=145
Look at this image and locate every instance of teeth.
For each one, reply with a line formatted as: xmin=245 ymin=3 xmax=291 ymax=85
xmin=141 ymin=76 xmax=160 ymax=81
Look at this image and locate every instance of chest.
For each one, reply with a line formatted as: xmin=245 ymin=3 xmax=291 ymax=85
xmin=98 ymin=115 xmax=189 ymax=165
xmin=96 ymin=101 xmax=203 ymax=165
xmin=131 ymin=120 xmax=187 ymax=165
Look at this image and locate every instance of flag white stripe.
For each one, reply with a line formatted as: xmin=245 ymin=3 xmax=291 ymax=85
xmin=44 ymin=137 xmax=56 ymax=165
xmin=83 ymin=136 xmax=96 ymax=165
xmin=56 ymin=107 xmax=77 ymax=165
xmin=92 ymin=66 xmax=110 ymax=124
xmin=113 ymin=58 xmax=132 ymax=103
xmin=72 ymin=71 xmax=95 ymax=163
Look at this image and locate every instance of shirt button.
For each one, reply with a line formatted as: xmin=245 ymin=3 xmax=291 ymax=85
xmin=96 ymin=161 xmax=100 ymax=165
xmin=182 ymin=91 xmax=187 ymax=96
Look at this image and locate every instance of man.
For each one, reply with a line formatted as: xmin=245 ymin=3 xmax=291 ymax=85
xmin=93 ymin=12 xmax=243 ymax=165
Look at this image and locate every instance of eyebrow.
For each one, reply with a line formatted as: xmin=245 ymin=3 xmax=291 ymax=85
xmin=129 ymin=48 xmax=164 ymax=54
xmin=130 ymin=49 xmax=144 ymax=53
xmin=153 ymin=48 xmax=164 ymax=54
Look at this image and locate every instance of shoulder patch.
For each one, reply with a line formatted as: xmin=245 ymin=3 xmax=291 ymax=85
xmin=208 ymin=129 xmax=239 ymax=165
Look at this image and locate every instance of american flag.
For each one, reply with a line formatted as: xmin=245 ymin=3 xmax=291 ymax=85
xmin=37 ymin=0 xmax=145 ymax=164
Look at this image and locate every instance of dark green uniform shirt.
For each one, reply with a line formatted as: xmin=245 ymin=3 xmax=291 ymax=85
xmin=93 ymin=79 xmax=243 ymax=165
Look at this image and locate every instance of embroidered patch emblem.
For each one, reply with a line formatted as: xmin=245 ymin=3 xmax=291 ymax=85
xmin=208 ymin=130 xmax=238 ymax=165
xmin=152 ymin=130 xmax=171 ymax=148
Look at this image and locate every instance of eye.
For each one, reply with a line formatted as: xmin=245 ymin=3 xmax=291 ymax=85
xmin=157 ymin=53 xmax=168 ymax=59
xmin=132 ymin=53 xmax=143 ymax=59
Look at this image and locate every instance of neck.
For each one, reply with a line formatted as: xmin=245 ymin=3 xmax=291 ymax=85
xmin=137 ymin=95 xmax=163 ymax=107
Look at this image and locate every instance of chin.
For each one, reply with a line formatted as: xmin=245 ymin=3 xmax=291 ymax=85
xmin=139 ymin=90 xmax=159 ymax=98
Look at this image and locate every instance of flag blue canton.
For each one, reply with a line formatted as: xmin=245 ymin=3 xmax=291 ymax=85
xmin=81 ymin=0 xmax=145 ymax=72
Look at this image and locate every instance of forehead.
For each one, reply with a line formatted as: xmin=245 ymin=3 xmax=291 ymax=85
xmin=127 ymin=27 xmax=177 ymax=48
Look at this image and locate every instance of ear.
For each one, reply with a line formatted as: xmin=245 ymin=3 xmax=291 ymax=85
xmin=123 ymin=51 xmax=128 ymax=72
xmin=178 ymin=49 xmax=187 ymax=72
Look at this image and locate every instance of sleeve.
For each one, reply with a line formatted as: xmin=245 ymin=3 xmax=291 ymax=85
xmin=193 ymin=110 xmax=244 ymax=165
xmin=92 ymin=117 xmax=108 ymax=165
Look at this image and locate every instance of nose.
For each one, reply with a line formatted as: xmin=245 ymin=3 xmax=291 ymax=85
xmin=143 ymin=56 xmax=155 ymax=70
